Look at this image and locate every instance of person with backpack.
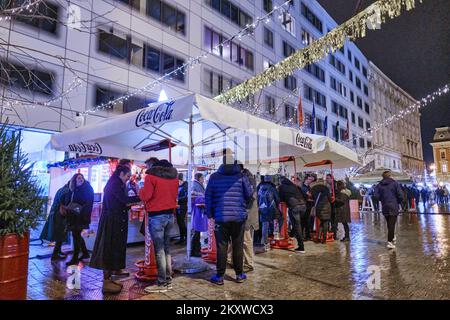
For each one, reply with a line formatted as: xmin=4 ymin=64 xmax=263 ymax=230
xmin=311 ymin=179 xmax=333 ymax=244
xmin=278 ymin=175 xmax=307 ymax=253
xmin=257 ymin=175 xmax=280 ymax=251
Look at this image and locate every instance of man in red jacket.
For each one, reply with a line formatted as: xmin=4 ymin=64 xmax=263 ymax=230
xmin=139 ymin=159 xmax=179 ymax=292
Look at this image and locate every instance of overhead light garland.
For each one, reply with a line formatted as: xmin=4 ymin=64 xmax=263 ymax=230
xmin=356 ymin=83 xmax=450 ymax=139
xmin=0 ymin=0 xmax=43 ymax=21
xmin=215 ymin=0 xmax=424 ymax=104
xmin=80 ymin=0 xmax=294 ymax=116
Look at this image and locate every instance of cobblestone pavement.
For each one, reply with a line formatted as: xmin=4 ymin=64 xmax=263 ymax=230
xmin=27 ymin=210 xmax=450 ymax=300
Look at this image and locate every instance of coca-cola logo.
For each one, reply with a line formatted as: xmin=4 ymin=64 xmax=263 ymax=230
xmin=68 ymin=142 xmax=103 ymax=154
xmin=296 ymin=133 xmax=313 ymax=150
xmin=135 ymin=100 xmax=175 ymax=128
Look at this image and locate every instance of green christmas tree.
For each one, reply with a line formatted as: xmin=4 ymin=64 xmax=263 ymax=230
xmin=0 ymin=120 xmax=47 ymax=236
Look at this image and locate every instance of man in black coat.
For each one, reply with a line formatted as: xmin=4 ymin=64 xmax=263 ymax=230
xmin=90 ymin=165 xmax=140 ymax=294
xmin=278 ymin=176 xmax=306 ymax=253
xmin=176 ymin=173 xmax=188 ymax=244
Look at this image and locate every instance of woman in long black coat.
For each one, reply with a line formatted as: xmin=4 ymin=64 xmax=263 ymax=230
xmin=89 ymin=165 xmax=140 ymax=294
xmin=311 ymin=180 xmax=332 ymax=243
xmin=62 ymin=173 xmax=94 ymax=266
xmin=335 ymin=181 xmax=352 ymax=242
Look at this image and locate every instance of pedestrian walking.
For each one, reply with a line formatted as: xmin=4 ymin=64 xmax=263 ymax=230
xmin=39 ymin=181 xmax=70 ymax=260
xmin=335 ymin=181 xmax=352 ymax=241
xmin=61 ymin=173 xmax=94 ymax=266
xmin=90 ymin=165 xmax=141 ymax=294
xmin=205 ymin=156 xmax=253 ymax=285
xmin=139 ymin=160 xmax=179 ymax=292
xmin=279 ymin=175 xmax=307 ymax=253
xmin=257 ymin=175 xmax=280 ymax=250
xmin=373 ymin=171 xmax=404 ymax=249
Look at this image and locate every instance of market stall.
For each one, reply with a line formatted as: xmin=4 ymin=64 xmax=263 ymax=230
xmin=50 ymin=93 xmax=360 ymax=271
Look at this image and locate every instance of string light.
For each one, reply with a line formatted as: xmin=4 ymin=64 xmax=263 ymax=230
xmin=0 ymin=0 xmax=41 ymax=17
xmin=80 ymin=0 xmax=294 ymax=116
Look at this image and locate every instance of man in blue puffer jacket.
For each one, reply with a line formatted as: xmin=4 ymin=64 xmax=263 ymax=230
xmin=205 ymin=156 xmax=253 ymax=285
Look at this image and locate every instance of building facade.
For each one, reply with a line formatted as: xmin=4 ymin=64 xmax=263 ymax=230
xmin=368 ymin=62 xmax=424 ymax=177
xmin=431 ymin=126 xmax=450 ymax=183
xmin=0 ymin=0 xmax=373 ymax=153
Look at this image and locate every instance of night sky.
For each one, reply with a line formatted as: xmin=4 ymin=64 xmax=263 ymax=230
xmin=317 ymin=0 xmax=450 ymax=167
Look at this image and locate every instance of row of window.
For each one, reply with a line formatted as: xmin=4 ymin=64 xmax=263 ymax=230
xmin=146 ymin=0 xmax=186 ymax=35
xmin=305 ymin=63 xmax=325 ymax=82
xmin=301 ymin=2 xmax=323 ymax=33
xmin=203 ymin=69 xmax=240 ymax=96
xmin=98 ymin=29 xmax=185 ymax=82
xmin=329 ymin=54 xmax=345 ymax=75
xmin=331 ymin=100 xmax=348 ymax=119
xmin=95 ymin=85 xmax=156 ymax=113
xmin=204 ymin=27 xmax=254 ymax=71
xmin=205 ymin=0 xmax=253 ymax=29
xmin=5 ymin=0 xmax=59 ymax=34
xmin=0 ymin=59 xmax=54 ymax=96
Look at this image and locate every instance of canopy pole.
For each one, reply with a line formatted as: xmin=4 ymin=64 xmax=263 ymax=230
xmin=173 ymin=110 xmax=208 ymax=274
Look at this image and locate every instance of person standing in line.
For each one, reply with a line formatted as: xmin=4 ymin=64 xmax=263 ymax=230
xmin=90 ymin=165 xmax=141 ymax=294
xmin=335 ymin=181 xmax=352 ymax=242
xmin=62 ymin=173 xmax=94 ymax=266
xmin=40 ymin=181 xmax=71 ymax=260
xmin=205 ymin=156 xmax=253 ymax=285
xmin=300 ymin=175 xmax=315 ymax=241
xmin=374 ymin=171 xmax=404 ymax=249
xmin=191 ymin=172 xmax=206 ymax=257
xmin=311 ymin=179 xmax=332 ymax=244
xmin=139 ymin=160 xmax=179 ymax=292
xmin=326 ymin=174 xmax=338 ymax=239
xmin=257 ymin=175 xmax=280 ymax=251
xmin=278 ymin=175 xmax=306 ymax=253
xmin=175 ymin=173 xmax=188 ymax=245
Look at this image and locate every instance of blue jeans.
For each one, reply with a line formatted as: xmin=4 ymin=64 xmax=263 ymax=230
xmin=148 ymin=214 xmax=174 ymax=284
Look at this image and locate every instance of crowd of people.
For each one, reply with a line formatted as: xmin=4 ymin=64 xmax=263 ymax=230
xmin=40 ymin=155 xmax=430 ymax=294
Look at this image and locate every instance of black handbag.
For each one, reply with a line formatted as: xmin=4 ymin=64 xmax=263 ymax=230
xmin=66 ymin=192 xmax=82 ymax=216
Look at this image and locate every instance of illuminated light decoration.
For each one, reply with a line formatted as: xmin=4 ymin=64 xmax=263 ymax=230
xmin=355 ymin=83 xmax=450 ymax=139
xmin=80 ymin=0 xmax=295 ymax=116
xmin=0 ymin=0 xmax=43 ymax=18
xmin=47 ymin=156 xmax=110 ymax=170
xmin=215 ymin=0 xmax=424 ymax=104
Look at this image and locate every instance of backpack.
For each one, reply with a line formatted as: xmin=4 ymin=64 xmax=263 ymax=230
xmin=258 ymin=186 xmax=277 ymax=215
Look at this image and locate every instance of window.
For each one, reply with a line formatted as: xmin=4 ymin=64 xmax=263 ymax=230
xmin=366 ymin=122 xmax=371 ymax=130
xmin=349 ymin=70 xmax=353 ymax=83
xmin=301 ymin=29 xmax=314 ymax=46
xmin=99 ymin=30 xmax=144 ymax=67
xmin=10 ymin=0 xmax=59 ymax=34
xmin=285 ymin=104 xmax=297 ymax=121
xmin=352 ymin=134 xmax=357 ymax=146
xmin=143 ymin=43 xmax=185 ymax=82
xmin=204 ymin=69 xmax=236 ymax=96
xmin=362 ymin=66 xmax=368 ymax=78
xmin=263 ymin=58 xmax=274 ymax=70
xmin=301 ymin=3 xmax=323 ymax=33
xmin=364 ymin=102 xmax=370 ymax=114
xmin=359 ymin=138 xmax=365 ymax=148
xmin=339 ymin=105 xmax=348 ymax=119
xmin=364 ymin=84 xmax=369 ymax=96
xmin=350 ymin=90 xmax=354 ymax=103
xmin=304 ymin=84 xmax=327 ymax=109
xmin=305 ymin=63 xmax=325 ymax=82
xmin=316 ymin=118 xmax=324 ymax=133
xmin=357 ymin=96 xmax=363 ymax=108
xmin=280 ymin=12 xmax=295 ymax=36
xmin=332 ymin=101 xmax=338 ymax=115
xmin=1 ymin=60 xmax=54 ymax=96
xmin=263 ymin=0 xmax=273 ymax=13
xmin=329 ymin=54 xmax=345 ymax=75
xmin=204 ymin=27 xmax=254 ymax=71
xmin=266 ymin=95 xmax=276 ymax=115
xmin=283 ymin=41 xmax=295 ymax=57
xmin=351 ymin=112 xmax=355 ymax=124
xmin=355 ymin=77 xmax=362 ymax=89
xmin=440 ymin=150 xmax=446 ymax=159
xmin=443 ymin=164 xmax=448 ymax=173
xmin=330 ymin=76 xmax=346 ymax=97
xmin=146 ymin=0 xmax=186 ymax=35
xmin=95 ymin=85 xmax=155 ymax=113
xmin=206 ymin=0 xmax=252 ymax=27
xmin=264 ymin=27 xmax=274 ymax=48
xmin=358 ymin=117 xmax=364 ymax=128
xmin=332 ymin=125 xmax=338 ymax=140
xmin=284 ymin=75 xmax=297 ymax=91
xmin=347 ymin=50 xmax=352 ymax=62
xmin=354 ymin=58 xmax=360 ymax=70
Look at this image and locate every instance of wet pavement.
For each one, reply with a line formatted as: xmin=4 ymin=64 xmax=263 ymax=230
xmin=27 ymin=208 xmax=450 ymax=300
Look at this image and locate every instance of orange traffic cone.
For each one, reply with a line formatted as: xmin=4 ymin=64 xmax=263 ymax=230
xmin=202 ymin=219 xmax=217 ymax=263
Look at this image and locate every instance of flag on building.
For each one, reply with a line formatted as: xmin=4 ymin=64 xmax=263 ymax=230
xmin=343 ymin=118 xmax=350 ymax=141
xmin=297 ymin=93 xmax=303 ymax=128
xmin=311 ymin=102 xmax=316 ymax=134
xmin=323 ymin=116 xmax=328 ymax=136
xmin=335 ymin=121 xmax=340 ymax=142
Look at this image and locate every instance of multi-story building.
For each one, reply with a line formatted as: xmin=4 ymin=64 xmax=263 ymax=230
xmin=368 ymin=62 xmax=424 ymax=177
xmin=0 ymin=0 xmax=373 ymax=153
xmin=430 ymin=126 xmax=450 ymax=183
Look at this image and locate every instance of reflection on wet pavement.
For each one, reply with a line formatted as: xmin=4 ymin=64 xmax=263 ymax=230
xmin=27 ymin=210 xmax=450 ymax=300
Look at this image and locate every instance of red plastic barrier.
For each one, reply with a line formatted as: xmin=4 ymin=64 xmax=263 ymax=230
xmin=270 ymin=203 xmax=295 ymax=250
xmin=202 ymin=219 xmax=216 ymax=263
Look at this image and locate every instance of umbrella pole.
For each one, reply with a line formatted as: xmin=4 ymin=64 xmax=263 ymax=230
xmin=173 ymin=113 xmax=208 ymax=274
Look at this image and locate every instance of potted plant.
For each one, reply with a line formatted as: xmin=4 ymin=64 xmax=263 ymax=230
xmin=0 ymin=121 xmax=47 ymax=300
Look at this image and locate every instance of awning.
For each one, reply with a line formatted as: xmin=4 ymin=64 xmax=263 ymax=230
xmin=50 ymin=94 xmax=359 ymax=169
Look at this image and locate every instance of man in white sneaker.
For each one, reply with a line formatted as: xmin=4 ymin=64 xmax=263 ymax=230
xmin=374 ymin=171 xmax=404 ymax=249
